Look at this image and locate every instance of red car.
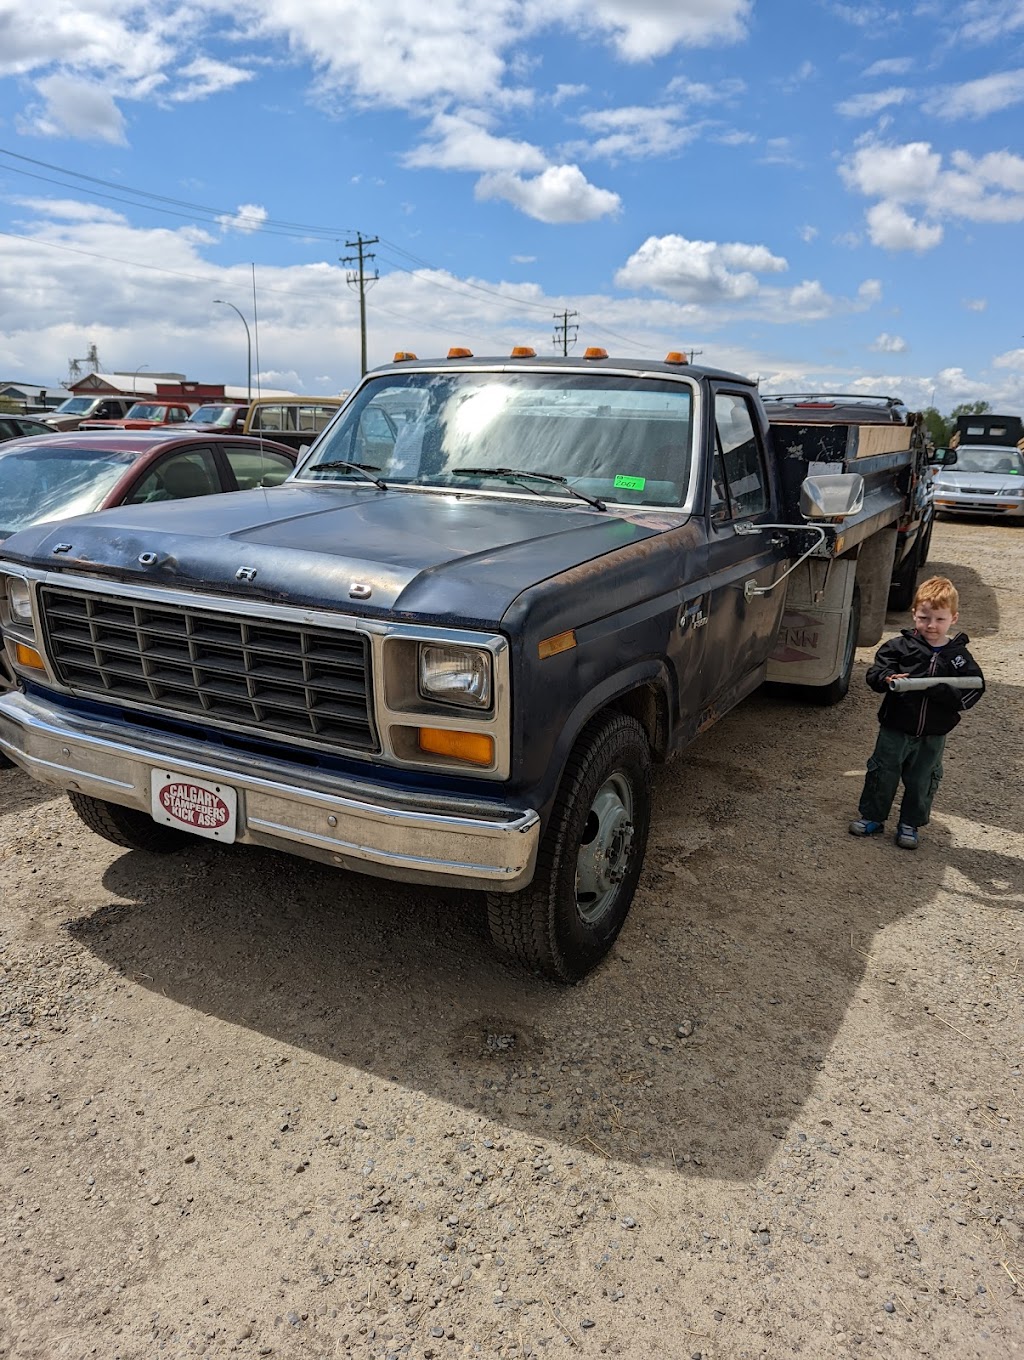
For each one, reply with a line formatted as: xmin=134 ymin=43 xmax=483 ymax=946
xmin=78 ymin=401 xmax=196 ymax=431
xmin=0 ymin=429 xmax=295 ymax=544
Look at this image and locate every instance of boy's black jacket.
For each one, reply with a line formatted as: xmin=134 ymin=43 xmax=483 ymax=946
xmin=866 ymin=629 xmax=985 ymax=736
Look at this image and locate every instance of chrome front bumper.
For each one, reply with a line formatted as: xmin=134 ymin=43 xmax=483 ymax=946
xmin=0 ymin=691 xmax=540 ymax=891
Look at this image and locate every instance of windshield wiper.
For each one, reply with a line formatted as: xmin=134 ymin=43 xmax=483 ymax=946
xmin=305 ymin=459 xmax=388 ymax=489
xmin=452 ymin=466 xmax=606 ymax=511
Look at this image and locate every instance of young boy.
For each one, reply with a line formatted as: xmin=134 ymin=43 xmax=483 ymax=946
xmin=849 ymin=575 xmax=985 ymax=849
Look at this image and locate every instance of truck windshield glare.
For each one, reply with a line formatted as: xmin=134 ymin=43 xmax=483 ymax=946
xmin=298 ymin=370 xmax=695 ymax=509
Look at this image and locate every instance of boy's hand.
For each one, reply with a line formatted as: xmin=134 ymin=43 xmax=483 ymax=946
xmin=887 ymin=673 xmax=909 ymax=687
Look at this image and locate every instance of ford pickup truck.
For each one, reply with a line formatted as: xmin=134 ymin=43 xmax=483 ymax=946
xmin=0 ymin=350 xmax=930 ymax=980
xmin=79 ymin=401 xmax=195 ymax=431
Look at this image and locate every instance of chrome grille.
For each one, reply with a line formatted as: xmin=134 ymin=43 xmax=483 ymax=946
xmin=39 ymin=586 xmax=377 ymax=752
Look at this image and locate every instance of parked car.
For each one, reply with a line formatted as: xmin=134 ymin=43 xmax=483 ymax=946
xmin=0 ymin=415 xmax=55 ymax=444
xmin=42 ymin=396 xmax=135 ymax=431
xmin=0 ymin=429 xmax=295 ymax=545
xmin=932 ymin=444 xmax=1024 ymax=519
xmin=183 ymin=402 xmax=249 ymax=434
xmin=242 ymin=397 xmax=344 ymax=452
xmin=79 ymin=401 xmax=195 ymax=431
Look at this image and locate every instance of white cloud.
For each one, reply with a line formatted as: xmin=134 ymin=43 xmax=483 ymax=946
xmin=13 ymin=197 xmax=126 ymax=225
xmin=574 ymin=105 xmax=697 ymax=161
xmin=858 ymin=278 xmax=883 ymax=304
xmin=957 ymin=0 xmax=1024 ymax=43
xmin=475 ymin=164 xmax=621 ymax=223
xmin=923 ymin=68 xmax=1024 ymax=119
xmin=664 ymin=75 xmax=747 ymax=103
xmin=615 ymin=234 xmax=788 ymax=302
xmin=962 ymin=297 xmax=988 ymax=311
xmin=799 ymin=225 xmax=819 ymax=242
xmin=405 ymin=111 xmax=547 ymax=174
xmin=870 ymin=332 xmax=908 ymax=352
xmin=511 ymin=254 xmax=537 ymax=263
xmin=836 ymin=87 xmax=909 ymax=117
xmin=993 ymin=347 xmax=1024 ymax=371
xmin=865 ymin=201 xmax=944 ymax=251
xmin=21 ymin=74 xmax=127 ymax=143
xmin=863 ymin=56 xmax=912 ymax=77
xmin=216 ymin=204 xmax=269 ymax=235
xmin=715 ymin=129 xmax=757 ymax=145
xmin=170 ymin=57 xmax=254 ymax=104
xmin=552 ymin=83 xmax=587 ymax=104
xmin=840 ymin=137 xmax=1024 ymax=251
xmin=555 ymin=0 xmax=754 ymax=61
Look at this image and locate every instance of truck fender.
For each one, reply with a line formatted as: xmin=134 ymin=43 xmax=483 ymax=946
xmin=536 ymin=660 xmax=674 ymax=824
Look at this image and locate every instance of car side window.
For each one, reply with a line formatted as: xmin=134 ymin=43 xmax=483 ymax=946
xmin=125 ymin=448 xmax=221 ymax=503
xmin=222 ymin=446 xmax=293 ymax=489
xmin=713 ymin=393 xmax=768 ymax=520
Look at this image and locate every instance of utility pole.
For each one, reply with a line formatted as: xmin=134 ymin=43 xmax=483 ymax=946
xmin=341 ymin=233 xmax=379 ymax=377
xmin=552 ymin=310 xmax=578 ymax=356
xmin=687 ymin=348 xmax=704 ymax=365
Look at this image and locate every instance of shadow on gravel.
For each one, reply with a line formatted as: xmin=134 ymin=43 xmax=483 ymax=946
xmin=63 ymin=657 xmax=1021 ymax=1182
xmin=0 ymin=766 xmax=67 ymax=813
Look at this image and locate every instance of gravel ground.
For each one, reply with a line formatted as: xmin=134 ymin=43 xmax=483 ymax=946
xmin=0 ymin=517 xmax=1021 ymax=1360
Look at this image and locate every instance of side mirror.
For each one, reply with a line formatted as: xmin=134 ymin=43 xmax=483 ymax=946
xmin=799 ymin=472 xmax=865 ymax=520
xmin=930 ymin=447 xmax=957 ymax=467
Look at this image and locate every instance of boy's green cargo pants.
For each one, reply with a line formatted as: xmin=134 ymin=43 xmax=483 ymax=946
xmin=858 ymin=726 xmax=946 ymax=828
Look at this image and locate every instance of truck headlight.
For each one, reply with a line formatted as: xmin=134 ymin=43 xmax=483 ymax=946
xmin=6 ymin=576 xmax=34 ymax=631
xmin=419 ymin=644 xmax=492 ymax=709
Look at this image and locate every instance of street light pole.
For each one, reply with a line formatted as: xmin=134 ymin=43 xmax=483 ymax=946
xmin=213 ymin=299 xmax=252 ymax=403
xmin=132 ymin=363 xmax=149 ymax=397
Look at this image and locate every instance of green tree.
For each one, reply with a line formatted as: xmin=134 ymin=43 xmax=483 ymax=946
xmin=949 ymin=400 xmax=991 ymax=422
xmin=920 ymin=406 xmax=948 ymax=448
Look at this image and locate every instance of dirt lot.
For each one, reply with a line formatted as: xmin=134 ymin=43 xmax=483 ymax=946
xmin=1 ymin=518 xmax=1021 ymax=1360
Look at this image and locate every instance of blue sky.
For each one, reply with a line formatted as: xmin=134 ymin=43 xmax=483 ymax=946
xmin=1 ymin=0 xmax=1023 ymax=411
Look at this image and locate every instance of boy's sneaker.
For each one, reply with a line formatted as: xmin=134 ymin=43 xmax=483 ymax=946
xmin=849 ymin=818 xmax=885 ymax=837
xmin=895 ymin=823 xmax=919 ymax=850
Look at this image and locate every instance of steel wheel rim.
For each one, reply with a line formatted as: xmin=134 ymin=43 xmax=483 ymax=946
xmin=574 ymin=772 xmax=635 ymax=924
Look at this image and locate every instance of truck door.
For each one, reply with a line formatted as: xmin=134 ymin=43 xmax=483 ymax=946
xmin=699 ymin=390 xmax=787 ymax=712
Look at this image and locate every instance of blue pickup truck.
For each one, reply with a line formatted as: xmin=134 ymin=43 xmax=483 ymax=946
xmin=0 ymin=351 xmax=937 ymax=979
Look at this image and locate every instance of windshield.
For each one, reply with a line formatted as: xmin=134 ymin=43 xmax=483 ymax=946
xmin=187 ymin=405 xmax=239 ymax=427
xmin=954 ymin=447 xmax=1024 ymax=476
xmin=52 ymin=397 xmax=94 ymax=415
xmin=297 ymin=370 xmax=695 ymax=508
xmin=125 ymin=404 xmax=163 ymax=420
xmin=0 ymin=445 xmax=138 ymax=539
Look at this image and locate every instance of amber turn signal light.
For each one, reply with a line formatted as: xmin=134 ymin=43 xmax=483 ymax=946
xmin=393 ymin=351 xmax=418 ymax=362
xmin=14 ymin=642 xmax=45 ymax=671
xmin=418 ymin=727 xmax=495 ymax=766
xmin=447 ymin=347 xmax=473 ymax=358
xmin=583 ymin=347 xmax=608 ymax=360
xmin=664 ymin=351 xmax=689 ymax=365
xmin=510 ymin=346 xmax=536 ymax=358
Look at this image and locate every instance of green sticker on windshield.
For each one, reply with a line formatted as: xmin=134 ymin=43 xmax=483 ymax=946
xmin=613 ymin=474 xmax=646 ymax=490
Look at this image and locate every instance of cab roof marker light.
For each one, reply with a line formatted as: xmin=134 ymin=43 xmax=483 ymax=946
xmin=510 ymin=346 xmax=536 ymax=358
xmin=664 ymin=351 xmax=688 ymax=365
xmin=583 ymin=347 xmax=608 ymax=360
xmin=447 ymin=347 xmax=473 ymax=359
xmin=393 ymin=351 xmax=418 ymax=362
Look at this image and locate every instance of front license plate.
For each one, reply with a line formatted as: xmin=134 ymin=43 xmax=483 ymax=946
xmin=150 ymin=770 xmax=238 ymax=842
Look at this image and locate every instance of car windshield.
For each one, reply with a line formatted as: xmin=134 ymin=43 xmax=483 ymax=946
xmin=0 ymin=445 xmax=139 ymax=539
xmin=52 ymin=397 xmax=94 ymax=415
xmin=954 ymin=447 xmax=1024 ymax=476
xmin=187 ymin=405 xmax=238 ymax=426
xmin=125 ymin=404 xmax=163 ymax=420
xmin=297 ymin=370 xmax=695 ymax=508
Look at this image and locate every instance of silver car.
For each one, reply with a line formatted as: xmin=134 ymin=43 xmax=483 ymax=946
xmin=932 ymin=443 xmax=1024 ymax=520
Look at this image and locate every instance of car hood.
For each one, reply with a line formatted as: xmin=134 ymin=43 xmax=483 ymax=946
xmin=936 ymin=471 xmax=1024 ymax=493
xmin=0 ymin=484 xmax=665 ymax=627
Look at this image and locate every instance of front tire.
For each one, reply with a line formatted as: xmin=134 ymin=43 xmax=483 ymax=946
xmin=68 ymin=792 xmax=189 ymax=853
xmin=487 ymin=713 xmax=652 ymax=983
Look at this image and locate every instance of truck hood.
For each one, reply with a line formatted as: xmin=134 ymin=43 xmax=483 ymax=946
xmin=0 ymin=483 xmax=664 ymax=627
